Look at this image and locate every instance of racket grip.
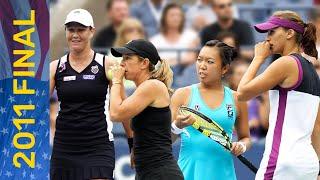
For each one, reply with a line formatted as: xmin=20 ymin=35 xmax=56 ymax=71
xmin=237 ymin=155 xmax=258 ymax=174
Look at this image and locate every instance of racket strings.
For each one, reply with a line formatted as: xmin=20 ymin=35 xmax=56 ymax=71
xmin=178 ymin=106 xmax=258 ymax=173
xmin=180 ymin=107 xmax=232 ymax=149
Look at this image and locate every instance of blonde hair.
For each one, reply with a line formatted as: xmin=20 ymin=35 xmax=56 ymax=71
xmin=145 ymin=58 xmax=174 ymax=95
xmin=272 ymin=10 xmax=318 ymax=58
xmin=114 ymin=18 xmax=145 ymax=47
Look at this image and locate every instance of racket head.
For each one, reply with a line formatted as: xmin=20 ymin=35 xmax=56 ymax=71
xmin=179 ymin=106 xmax=232 ymax=150
xmin=179 ymin=106 xmax=224 ymax=130
xmin=179 ymin=107 xmax=258 ymax=173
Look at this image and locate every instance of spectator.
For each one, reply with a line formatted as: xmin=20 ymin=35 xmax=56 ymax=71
xmin=216 ymin=31 xmax=239 ymax=52
xmin=93 ymin=0 xmax=129 ymax=51
xmin=150 ymin=3 xmax=198 ymax=67
xmin=229 ymin=61 xmax=268 ymax=141
xmin=200 ymin=0 xmax=254 ymax=46
xmin=130 ymin=0 xmax=169 ymax=37
xmin=185 ymin=0 xmax=239 ymax=32
xmin=114 ymin=18 xmax=145 ymax=47
xmin=185 ymin=0 xmax=217 ymax=32
xmin=216 ymin=30 xmax=254 ymax=61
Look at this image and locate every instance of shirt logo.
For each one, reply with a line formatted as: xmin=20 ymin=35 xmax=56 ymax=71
xmin=91 ymin=65 xmax=99 ymax=74
xmin=195 ymin=104 xmax=200 ymax=111
xmin=83 ymin=75 xmax=95 ymax=80
xmin=226 ymin=104 xmax=233 ymax=118
xmin=63 ymin=76 xmax=76 ymax=81
xmin=58 ymin=62 xmax=66 ymax=72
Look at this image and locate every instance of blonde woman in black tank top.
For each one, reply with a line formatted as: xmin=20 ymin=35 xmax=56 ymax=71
xmin=109 ymin=39 xmax=184 ymax=180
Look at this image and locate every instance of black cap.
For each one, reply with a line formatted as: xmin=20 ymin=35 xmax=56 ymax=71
xmin=111 ymin=39 xmax=160 ymax=65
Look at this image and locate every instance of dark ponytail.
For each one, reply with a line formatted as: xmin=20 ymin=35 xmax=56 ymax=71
xmin=302 ymin=23 xmax=318 ymax=59
xmin=204 ymin=40 xmax=238 ymax=66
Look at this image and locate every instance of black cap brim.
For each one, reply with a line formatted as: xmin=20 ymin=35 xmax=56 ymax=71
xmin=111 ymin=47 xmax=136 ymax=57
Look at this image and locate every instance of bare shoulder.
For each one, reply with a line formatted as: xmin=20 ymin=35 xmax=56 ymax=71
xmin=272 ymin=56 xmax=298 ymax=68
xmin=50 ymin=59 xmax=59 ymax=66
xmin=171 ymin=85 xmax=192 ymax=106
xmin=173 ymin=86 xmax=192 ymax=97
xmin=143 ymin=79 xmax=168 ymax=92
xmin=50 ymin=60 xmax=59 ymax=71
xmin=272 ymin=55 xmax=301 ymax=80
xmin=134 ymin=79 xmax=169 ymax=106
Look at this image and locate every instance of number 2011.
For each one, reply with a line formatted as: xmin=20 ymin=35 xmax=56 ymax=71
xmin=12 ymin=105 xmax=36 ymax=169
xmin=12 ymin=131 xmax=35 ymax=168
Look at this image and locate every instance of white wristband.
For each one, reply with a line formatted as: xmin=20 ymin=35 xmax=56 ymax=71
xmin=171 ymin=122 xmax=183 ymax=134
xmin=238 ymin=141 xmax=247 ymax=153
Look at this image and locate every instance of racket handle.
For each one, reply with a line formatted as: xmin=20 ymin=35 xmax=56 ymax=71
xmin=237 ymin=155 xmax=258 ymax=174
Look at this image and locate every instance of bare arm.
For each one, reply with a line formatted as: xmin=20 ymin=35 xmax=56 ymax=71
xmin=170 ymin=87 xmax=191 ymax=142
xmin=111 ymin=82 xmax=133 ymax=137
xmin=312 ymin=103 xmax=320 ymax=160
xmin=237 ymin=56 xmax=297 ymax=101
xmin=231 ymin=93 xmax=251 ymax=156
xmin=105 ymin=57 xmax=133 ymax=137
xmin=110 ymin=80 xmax=158 ymax=121
xmin=119 ymin=82 xmax=133 ymax=138
xmin=237 ymin=42 xmax=299 ymax=101
xmin=49 ymin=60 xmax=59 ymax=96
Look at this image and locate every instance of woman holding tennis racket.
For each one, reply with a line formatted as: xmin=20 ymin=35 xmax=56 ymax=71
xmin=237 ymin=11 xmax=320 ymax=180
xmin=109 ymin=39 xmax=184 ymax=180
xmin=170 ymin=40 xmax=251 ymax=180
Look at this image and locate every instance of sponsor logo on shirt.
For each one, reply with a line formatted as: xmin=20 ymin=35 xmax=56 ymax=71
xmin=63 ymin=76 xmax=76 ymax=81
xmin=91 ymin=65 xmax=99 ymax=74
xmin=83 ymin=75 xmax=95 ymax=80
xmin=58 ymin=62 xmax=66 ymax=72
xmin=226 ymin=104 xmax=233 ymax=118
xmin=195 ymin=104 xmax=200 ymax=111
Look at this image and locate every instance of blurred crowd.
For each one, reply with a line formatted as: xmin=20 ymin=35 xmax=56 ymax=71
xmin=50 ymin=0 xmax=320 ymax=143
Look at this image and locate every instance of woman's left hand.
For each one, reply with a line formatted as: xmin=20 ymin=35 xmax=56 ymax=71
xmin=111 ymin=63 xmax=125 ymax=82
xmin=230 ymin=141 xmax=246 ymax=156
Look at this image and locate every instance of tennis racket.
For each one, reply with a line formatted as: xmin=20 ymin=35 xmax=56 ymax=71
xmin=179 ymin=106 xmax=258 ymax=173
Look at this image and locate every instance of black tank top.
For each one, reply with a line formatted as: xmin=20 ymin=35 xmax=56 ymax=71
xmin=54 ymin=52 xmax=112 ymax=152
xmin=132 ymin=106 xmax=174 ymax=173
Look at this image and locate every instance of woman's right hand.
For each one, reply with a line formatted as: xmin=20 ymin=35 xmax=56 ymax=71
xmin=110 ymin=63 xmax=125 ymax=83
xmin=254 ymin=41 xmax=272 ymax=60
xmin=174 ymin=114 xmax=196 ymax=129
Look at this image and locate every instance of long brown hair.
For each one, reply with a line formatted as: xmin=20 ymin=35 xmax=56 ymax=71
xmin=273 ymin=10 xmax=318 ymax=59
xmin=160 ymin=3 xmax=185 ymax=34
